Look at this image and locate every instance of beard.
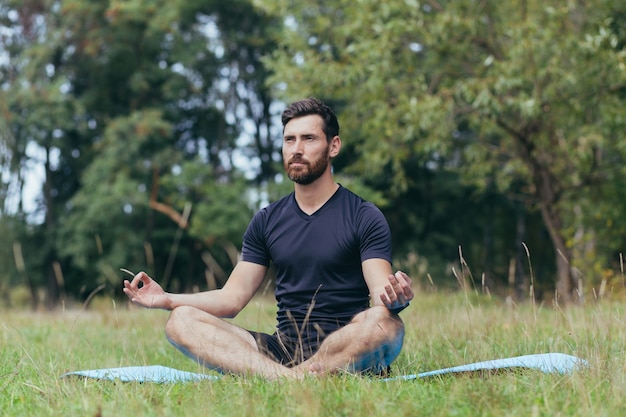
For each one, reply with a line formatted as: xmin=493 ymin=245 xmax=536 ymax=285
xmin=284 ymin=145 xmax=330 ymax=185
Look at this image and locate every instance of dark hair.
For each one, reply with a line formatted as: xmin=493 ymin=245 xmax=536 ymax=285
xmin=281 ymin=97 xmax=340 ymax=141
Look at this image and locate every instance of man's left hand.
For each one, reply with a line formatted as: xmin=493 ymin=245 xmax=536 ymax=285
xmin=380 ymin=271 xmax=413 ymax=313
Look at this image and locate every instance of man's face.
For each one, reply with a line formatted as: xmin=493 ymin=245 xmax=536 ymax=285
xmin=282 ymin=115 xmax=333 ymax=185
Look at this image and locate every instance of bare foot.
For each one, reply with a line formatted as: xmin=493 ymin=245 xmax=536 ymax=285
xmin=308 ymin=362 xmax=323 ymax=375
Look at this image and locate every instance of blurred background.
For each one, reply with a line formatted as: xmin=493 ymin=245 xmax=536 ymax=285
xmin=0 ymin=0 xmax=625 ymax=309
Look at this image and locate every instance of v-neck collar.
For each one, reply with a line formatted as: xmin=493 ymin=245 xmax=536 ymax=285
xmin=292 ymin=185 xmax=342 ymax=219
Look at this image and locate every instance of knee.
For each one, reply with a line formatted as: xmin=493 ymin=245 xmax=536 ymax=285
xmin=372 ymin=306 xmax=405 ymax=362
xmin=362 ymin=305 xmax=405 ymax=340
xmin=352 ymin=306 xmax=405 ymax=370
xmin=370 ymin=305 xmax=404 ymax=326
xmin=165 ymin=305 xmax=201 ymax=342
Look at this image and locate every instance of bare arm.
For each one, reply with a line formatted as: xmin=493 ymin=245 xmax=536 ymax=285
xmin=362 ymin=258 xmax=413 ymax=310
xmin=122 ymin=261 xmax=268 ymax=318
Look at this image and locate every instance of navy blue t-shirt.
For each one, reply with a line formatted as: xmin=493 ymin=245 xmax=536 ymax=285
xmin=241 ymin=185 xmax=392 ymax=343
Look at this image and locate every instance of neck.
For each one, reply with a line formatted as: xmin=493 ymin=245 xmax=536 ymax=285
xmin=293 ymin=174 xmax=339 ymax=215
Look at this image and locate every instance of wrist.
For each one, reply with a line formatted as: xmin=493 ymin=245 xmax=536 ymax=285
xmin=164 ymin=293 xmax=176 ymax=310
xmin=388 ymin=302 xmax=409 ymax=315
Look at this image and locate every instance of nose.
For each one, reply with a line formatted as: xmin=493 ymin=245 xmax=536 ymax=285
xmin=292 ymin=138 xmax=304 ymax=155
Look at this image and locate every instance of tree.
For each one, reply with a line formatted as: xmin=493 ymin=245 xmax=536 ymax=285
xmin=0 ymin=0 xmax=283 ymax=306
xmin=54 ymin=0 xmax=259 ymax=298
xmin=260 ymin=0 xmax=626 ymax=301
xmin=211 ymin=0 xmax=284 ymax=184
xmin=444 ymin=1 xmax=626 ymax=302
xmin=0 ymin=0 xmax=85 ymax=307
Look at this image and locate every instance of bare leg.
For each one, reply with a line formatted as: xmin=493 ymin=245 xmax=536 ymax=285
xmin=297 ymin=305 xmax=405 ymax=375
xmin=164 ymin=306 xmax=300 ymax=380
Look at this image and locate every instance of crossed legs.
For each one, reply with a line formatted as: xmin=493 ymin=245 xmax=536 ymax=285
xmin=164 ymin=305 xmax=404 ymax=379
xmin=299 ymin=306 xmax=404 ymax=375
xmin=164 ymin=306 xmax=296 ymax=379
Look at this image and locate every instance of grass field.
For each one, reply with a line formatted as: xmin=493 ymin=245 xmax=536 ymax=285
xmin=2 ymin=291 xmax=626 ymax=416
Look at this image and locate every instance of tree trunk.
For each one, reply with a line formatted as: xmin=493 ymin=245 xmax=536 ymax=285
xmin=43 ymin=143 xmax=61 ymax=309
xmin=538 ymin=203 xmax=578 ymax=304
xmin=513 ymin=203 xmax=528 ymax=301
xmin=512 ymin=125 xmax=579 ymax=304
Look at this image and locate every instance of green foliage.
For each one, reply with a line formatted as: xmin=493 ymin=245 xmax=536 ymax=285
xmin=2 ymin=0 xmax=625 ymax=303
xmin=0 ymin=217 xmax=21 ymax=305
xmin=57 ymin=110 xmax=169 ymax=289
xmin=159 ymin=159 xmax=254 ymax=247
xmin=260 ymin=0 xmax=626 ymax=295
xmin=0 ymin=0 xmax=281 ymax=303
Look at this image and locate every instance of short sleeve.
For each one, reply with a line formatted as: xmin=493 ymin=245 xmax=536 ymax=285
xmin=241 ymin=210 xmax=271 ymax=267
xmin=358 ymin=203 xmax=392 ymax=263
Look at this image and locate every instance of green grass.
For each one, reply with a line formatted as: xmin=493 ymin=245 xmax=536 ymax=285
xmin=2 ymin=292 xmax=626 ymax=416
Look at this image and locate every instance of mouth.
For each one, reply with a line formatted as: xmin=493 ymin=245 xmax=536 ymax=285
xmin=289 ymin=160 xmax=307 ymax=167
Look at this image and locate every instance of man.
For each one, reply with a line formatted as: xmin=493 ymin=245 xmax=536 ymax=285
xmin=123 ymin=97 xmax=413 ymax=379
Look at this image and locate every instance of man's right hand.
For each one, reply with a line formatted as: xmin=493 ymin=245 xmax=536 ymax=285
xmin=123 ymin=271 xmax=172 ymax=310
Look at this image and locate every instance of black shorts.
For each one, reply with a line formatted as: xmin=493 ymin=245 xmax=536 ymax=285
xmin=248 ymin=329 xmax=392 ymax=376
xmin=248 ymin=330 xmax=324 ymax=368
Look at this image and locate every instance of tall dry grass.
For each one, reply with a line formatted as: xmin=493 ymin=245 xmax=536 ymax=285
xmin=1 ymin=289 xmax=626 ymax=416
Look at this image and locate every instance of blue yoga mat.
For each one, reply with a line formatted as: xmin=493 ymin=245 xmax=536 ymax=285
xmin=62 ymin=365 xmax=219 ymax=383
xmin=383 ymin=352 xmax=587 ymax=381
xmin=61 ymin=352 xmax=587 ymax=383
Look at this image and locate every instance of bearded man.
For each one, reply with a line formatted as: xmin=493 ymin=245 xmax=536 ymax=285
xmin=123 ymin=97 xmax=413 ymax=379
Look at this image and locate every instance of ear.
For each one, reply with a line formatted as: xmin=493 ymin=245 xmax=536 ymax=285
xmin=329 ymin=136 xmax=341 ymax=158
